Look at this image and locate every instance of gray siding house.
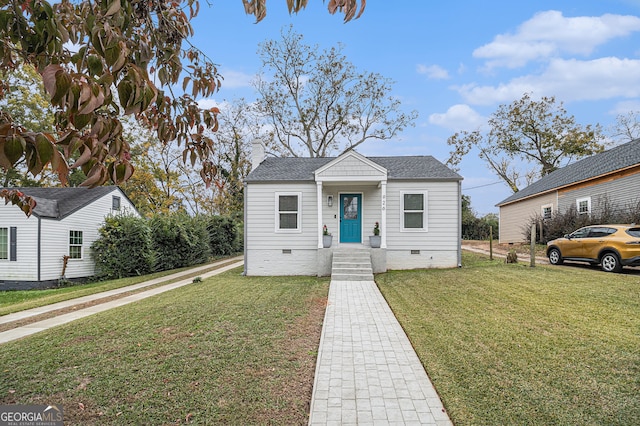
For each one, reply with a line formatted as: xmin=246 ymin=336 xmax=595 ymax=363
xmin=497 ymin=138 xmax=640 ymax=243
xmin=0 ymin=186 xmax=139 ymax=289
xmin=244 ymin=142 xmax=463 ymax=276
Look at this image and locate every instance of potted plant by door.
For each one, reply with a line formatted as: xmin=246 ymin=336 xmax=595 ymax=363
xmin=369 ymin=222 xmax=381 ymax=248
xmin=322 ymin=225 xmax=333 ymax=248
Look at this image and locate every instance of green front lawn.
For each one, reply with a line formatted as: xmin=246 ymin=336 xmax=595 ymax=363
xmin=0 ymin=269 xmax=329 ymax=425
xmin=378 ymin=252 xmax=640 ymax=425
xmin=1 ymin=253 xmax=637 ymax=425
xmin=0 ymin=258 xmax=240 ymax=317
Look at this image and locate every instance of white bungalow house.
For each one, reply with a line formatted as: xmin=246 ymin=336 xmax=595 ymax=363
xmin=0 ymin=186 xmax=138 ymax=289
xmin=243 ymin=141 xmax=463 ymax=276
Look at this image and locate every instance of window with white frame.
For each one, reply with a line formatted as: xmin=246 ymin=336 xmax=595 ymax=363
xmin=112 ymin=195 xmax=121 ymax=210
xmin=0 ymin=228 xmax=7 ymax=260
xmin=401 ymin=191 xmax=428 ymax=231
xmin=541 ymin=204 xmax=552 ymax=220
xmin=276 ymin=193 xmax=301 ymax=231
xmin=69 ymin=230 xmax=83 ymax=259
xmin=576 ymin=197 xmax=591 ymax=215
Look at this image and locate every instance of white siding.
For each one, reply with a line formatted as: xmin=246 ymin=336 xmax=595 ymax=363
xmin=246 ymin=179 xmax=461 ymax=275
xmin=385 ymin=181 xmax=459 ymax=269
xmin=0 ymin=188 xmax=138 ymax=283
xmin=316 ymin=155 xmax=385 ymax=179
xmin=40 ymin=190 xmax=138 ymax=280
xmin=0 ymin=207 xmax=39 ymax=281
xmin=245 ymin=182 xmax=318 ymax=275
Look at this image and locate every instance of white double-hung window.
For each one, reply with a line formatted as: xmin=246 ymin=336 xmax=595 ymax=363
xmin=576 ymin=197 xmax=591 ymax=215
xmin=276 ymin=192 xmax=302 ymax=232
xmin=69 ymin=230 xmax=83 ymax=259
xmin=401 ymin=191 xmax=428 ymax=232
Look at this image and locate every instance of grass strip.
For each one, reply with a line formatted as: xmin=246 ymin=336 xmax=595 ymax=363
xmin=0 ymin=259 xmax=242 ymax=333
xmin=377 ymin=252 xmax=640 ymax=425
xmin=0 ymin=269 xmax=329 ymax=425
xmin=0 ymin=256 xmax=242 ymax=317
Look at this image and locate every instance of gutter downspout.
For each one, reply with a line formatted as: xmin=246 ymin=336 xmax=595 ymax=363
xmin=243 ymin=182 xmax=248 ymax=276
xmin=37 ymin=216 xmax=42 ymax=281
xmin=458 ymin=180 xmax=462 ymax=268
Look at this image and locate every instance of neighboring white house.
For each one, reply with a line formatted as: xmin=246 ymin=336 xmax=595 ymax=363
xmin=244 ymin=142 xmax=463 ymax=276
xmin=0 ymin=186 xmax=139 ymax=289
xmin=497 ymin=138 xmax=640 ymax=243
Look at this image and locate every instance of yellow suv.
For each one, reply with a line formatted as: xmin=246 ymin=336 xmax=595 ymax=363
xmin=546 ymin=224 xmax=640 ymax=273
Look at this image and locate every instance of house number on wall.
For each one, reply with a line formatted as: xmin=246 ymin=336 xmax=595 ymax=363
xmin=381 ymin=194 xmax=386 ymax=211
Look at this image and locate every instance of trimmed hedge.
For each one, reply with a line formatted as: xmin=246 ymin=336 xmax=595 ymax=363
xmin=92 ymin=215 xmax=155 ymax=279
xmin=150 ymin=214 xmax=211 ymax=271
xmin=204 ymin=215 xmax=241 ymax=256
xmin=92 ymin=213 xmax=243 ymax=279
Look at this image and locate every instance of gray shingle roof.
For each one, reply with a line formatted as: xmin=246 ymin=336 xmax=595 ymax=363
xmin=245 ymin=155 xmax=462 ymax=182
xmin=497 ymin=138 xmax=640 ymax=206
xmin=5 ymin=186 xmax=120 ymax=219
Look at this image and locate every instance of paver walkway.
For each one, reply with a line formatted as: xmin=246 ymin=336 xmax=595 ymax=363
xmin=0 ymin=258 xmax=243 ymax=344
xmin=309 ymin=279 xmax=452 ymax=425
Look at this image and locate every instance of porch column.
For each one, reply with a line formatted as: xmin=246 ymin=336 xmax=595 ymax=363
xmin=381 ymin=181 xmax=387 ymax=248
xmin=317 ymin=181 xmax=323 ymax=248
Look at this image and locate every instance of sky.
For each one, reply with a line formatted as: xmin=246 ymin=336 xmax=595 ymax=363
xmin=187 ymin=0 xmax=640 ymax=215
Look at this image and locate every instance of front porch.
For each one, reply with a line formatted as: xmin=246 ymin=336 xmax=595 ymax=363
xmin=315 ymin=151 xmax=389 ymax=250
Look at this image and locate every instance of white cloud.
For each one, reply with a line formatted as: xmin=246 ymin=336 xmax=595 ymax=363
xmin=197 ymin=98 xmax=222 ymax=110
xmin=416 ymin=64 xmax=450 ymax=80
xmin=474 ymin=11 xmax=640 ymax=69
xmin=610 ymin=99 xmax=640 ymax=115
xmin=457 ymin=57 xmax=640 ymax=105
xmin=219 ymin=68 xmax=255 ymax=89
xmin=429 ymin=104 xmax=485 ymax=131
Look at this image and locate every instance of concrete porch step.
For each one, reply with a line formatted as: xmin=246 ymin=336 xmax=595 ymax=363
xmin=331 ymin=273 xmax=374 ymax=281
xmin=331 ymin=249 xmax=374 ymax=281
xmin=332 ymin=267 xmax=373 ymax=275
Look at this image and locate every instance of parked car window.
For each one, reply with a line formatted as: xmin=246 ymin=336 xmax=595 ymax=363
xmin=588 ymin=227 xmax=617 ymax=238
xmin=569 ymin=228 xmax=590 ymax=238
xmin=626 ymin=228 xmax=640 ymax=237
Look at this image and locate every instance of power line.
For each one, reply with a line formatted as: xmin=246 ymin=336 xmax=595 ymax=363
xmin=462 ymin=181 xmax=503 ymax=190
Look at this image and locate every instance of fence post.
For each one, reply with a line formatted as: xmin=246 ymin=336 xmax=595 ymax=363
xmin=489 ymin=226 xmax=493 ymax=261
xmin=530 ymin=223 xmax=536 ymax=267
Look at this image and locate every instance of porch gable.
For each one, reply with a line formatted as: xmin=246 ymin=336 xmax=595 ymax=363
xmin=314 ymin=150 xmax=387 ymax=182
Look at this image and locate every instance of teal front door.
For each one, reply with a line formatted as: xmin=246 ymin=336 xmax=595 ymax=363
xmin=340 ymin=194 xmax=362 ymax=243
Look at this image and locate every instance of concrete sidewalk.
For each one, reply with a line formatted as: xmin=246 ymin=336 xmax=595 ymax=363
xmin=0 ymin=258 xmax=243 ymax=344
xmin=309 ymin=280 xmax=452 ymax=425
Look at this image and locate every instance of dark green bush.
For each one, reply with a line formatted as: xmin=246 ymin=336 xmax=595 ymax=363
xmin=462 ymin=213 xmax=499 ymax=240
xmin=92 ymin=213 xmax=243 ymax=279
xmin=150 ymin=214 xmax=211 ymax=271
xmin=204 ymin=215 xmax=241 ymax=256
xmin=92 ymin=215 xmax=155 ymax=279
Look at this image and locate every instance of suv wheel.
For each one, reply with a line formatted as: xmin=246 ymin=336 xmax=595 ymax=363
xmin=600 ymin=252 xmax=622 ymax=273
xmin=548 ymin=248 xmax=563 ymax=265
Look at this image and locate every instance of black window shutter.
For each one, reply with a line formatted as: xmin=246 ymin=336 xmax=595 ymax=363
xmin=10 ymin=226 xmax=17 ymax=261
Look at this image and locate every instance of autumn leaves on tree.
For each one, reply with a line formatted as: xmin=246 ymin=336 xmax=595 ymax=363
xmin=0 ymin=0 xmax=365 ymax=214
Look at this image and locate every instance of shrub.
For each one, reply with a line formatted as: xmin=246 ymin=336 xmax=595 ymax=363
xmin=463 ymin=213 xmax=499 ymax=240
xmin=150 ymin=214 xmax=211 ymax=271
xmin=205 ymin=215 xmax=241 ymax=256
xmin=92 ymin=215 xmax=155 ymax=279
xmin=523 ymin=198 xmax=640 ymax=244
